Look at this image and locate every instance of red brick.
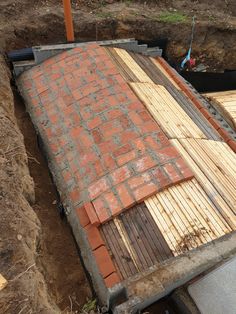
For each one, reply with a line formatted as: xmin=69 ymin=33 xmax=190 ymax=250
xmin=175 ymin=157 xmax=194 ymax=178
xmin=117 ymin=150 xmax=136 ymax=166
xmin=133 ymin=138 xmax=146 ymax=154
xmin=227 ymin=140 xmax=236 ymax=152
xmin=129 ymin=111 xmax=143 ymax=125
xmin=111 ymin=166 xmax=131 ymax=185
xmin=103 ymin=154 xmax=117 ymax=171
xmin=120 ymin=130 xmax=139 ymax=144
xmin=94 ymin=160 xmax=104 ymax=177
xmin=158 ymin=146 xmax=179 ymax=163
xmin=113 ymin=144 xmax=132 ymax=158
xmin=98 ymin=140 xmax=118 ymax=154
xmin=139 ymin=120 xmax=159 ymax=134
xmin=80 ymin=132 xmax=93 ymax=148
xmin=62 ymin=169 xmax=72 ymax=182
xmin=133 ymin=182 xmax=157 ymax=202
xmin=99 ymin=121 xmax=123 ymax=138
xmin=106 ymin=109 xmax=123 ymax=120
xmin=134 ymin=156 xmax=156 ymax=172
xmin=69 ymin=189 xmax=80 ymax=203
xmin=139 ymin=110 xmax=152 ymax=122
xmin=70 ymin=126 xmax=83 ymax=139
xmin=128 ymin=173 xmax=151 ymax=189
xmin=92 ymin=198 xmax=110 ymax=223
xmin=87 ymin=116 xmax=102 ymax=129
xmin=163 ymin=163 xmax=181 ymax=181
xmin=80 ymin=151 xmax=97 ymax=167
xmin=62 ymin=94 xmax=74 ymax=106
xmin=218 ymin=128 xmax=230 ymax=142
xmin=92 ymin=129 xmax=103 ymax=144
xmin=145 ymin=135 xmax=161 ymax=150
xmin=200 ymin=107 xmax=211 ymax=119
xmin=151 ymin=167 xmax=170 ymax=187
xmin=84 ymin=202 xmax=100 ymax=226
xmin=88 ymin=177 xmax=109 ymax=199
xmin=104 ymin=272 xmax=120 ymax=288
xmin=104 ymin=191 xmax=122 ymax=216
xmin=76 ymin=206 xmax=90 ymax=227
xmin=85 ymin=224 xmax=104 ymax=250
xmin=116 ymin=184 xmax=135 ymax=208
xmin=156 ymin=132 xmax=169 ymax=147
xmin=208 ymin=117 xmax=221 ymax=130
xmin=192 ymin=98 xmax=204 ymax=110
xmin=93 ymin=246 xmax=116 ymax=278
xmin=118 ymin=115 xmax=132 ymax=129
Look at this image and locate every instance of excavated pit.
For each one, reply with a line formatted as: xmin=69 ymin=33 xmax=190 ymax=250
xmin=0 ymin=58 xmax=92 ymax=313
xmin=1 ymin=1 xmax=236 ymax=313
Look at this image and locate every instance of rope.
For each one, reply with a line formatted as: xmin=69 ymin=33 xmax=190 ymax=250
xmin=189 ymin=16 xmax=196 ymax=50
xmin=181 ymin=16 xmax=196 ymax=69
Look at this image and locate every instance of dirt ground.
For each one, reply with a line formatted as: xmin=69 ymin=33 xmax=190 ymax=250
xmin=0 ymin=56 xmax=92 ymax=313
xmin=14 ymin=91 xmax=92 ymax=312
xmin=0 ymin=0 xmax=235 ymax=70
xmin=0 ymin=1 xmax=236 ymax=314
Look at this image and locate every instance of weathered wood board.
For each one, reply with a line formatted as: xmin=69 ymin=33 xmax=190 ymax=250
xmin=204 ymin=90 xmax=236 ymax=131
xmin=145 ymin=178 xmax=233 ymax=256
xmin=171 ymin=138 xmax=236 ymax=229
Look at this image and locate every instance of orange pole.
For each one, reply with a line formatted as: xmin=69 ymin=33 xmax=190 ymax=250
xmin=63 ymin=0 xmax=75 ymax=42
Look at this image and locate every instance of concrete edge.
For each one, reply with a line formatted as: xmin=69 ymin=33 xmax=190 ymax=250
xmin=114 ymin=231 xmax=236 ymax=313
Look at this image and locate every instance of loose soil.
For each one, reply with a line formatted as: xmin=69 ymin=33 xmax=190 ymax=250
xmin=0 ymin=56 xmax=92 ymax=314
xmin=0 ymin=1 xmax=236 ymax=313
xmin=14 ymin=90 xmax=92 ymax=312
xmin=0 ymin=0 xmax=235 ymax=71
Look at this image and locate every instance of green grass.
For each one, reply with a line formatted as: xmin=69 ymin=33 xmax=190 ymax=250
xmin=81 ymin=299 xmax=97 ymax=313
xmin=157 ymin=11 xmax=187 ymax=23
xmin=96 ymin=11 xmax=113 ymax=19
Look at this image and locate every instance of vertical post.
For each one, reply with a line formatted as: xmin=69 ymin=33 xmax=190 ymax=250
xmin=63 ymin=0 xmax=75 ymax=42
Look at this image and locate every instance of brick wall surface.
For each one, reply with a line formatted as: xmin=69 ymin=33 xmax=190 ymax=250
xmin=19 ymin=43 xmax=193 ymax=225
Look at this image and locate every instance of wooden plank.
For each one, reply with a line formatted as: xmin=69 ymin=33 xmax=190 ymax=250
xmin=183 ymin=139 xmax=236 ymax=207
xmin=146 ymin=197 xmax=180 ymax=256
xmin=169 ymin=184 xmax=214 ymax=244
xmin=137 ymin=204 xmax=174 ymax=260
xmin=113 ymin=217 xmax=141 ymax=271
xmin=130 ymin=82 xmax=207 ymax=139
xmin=171 ymin=139 xmax=236 ymax=229
xmin=114 ymin=48 xmax=153 ymax=83
xmin=204 ymin=91 xmax=236 ymax=130
xmin=0 ymin=274 xmax=7 ymax=291
xmin=151 ymin=58 xmax=181 ymax=90
xmin=145 ymin=178 xmax=233 ymax=256
xmin=128 ymin=208 xmax=157 ymax=265
xmin=166 ymin=86 xmax=221 ymax=140
xmin=121 ymin=211 xmax=151 ymax=270
xmin=105 ymin=47 xmax=137 ymax=81
xmin=203 ymin=90 xmax=236 ymax=98
xmin=162 ymin=187 xmax=206 ymax=246
xmin=101 ymin=222 xmax=137 ymax=279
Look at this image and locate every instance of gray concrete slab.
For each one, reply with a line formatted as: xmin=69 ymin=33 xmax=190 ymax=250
xmin=188 ymin=256 xmax=236 ymax=314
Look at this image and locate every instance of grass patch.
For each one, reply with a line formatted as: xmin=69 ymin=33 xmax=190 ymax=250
xmin=157 ymin=11 xmax=187 ymax=23
xmin=96 ymin=11 xmax=113 ymax=19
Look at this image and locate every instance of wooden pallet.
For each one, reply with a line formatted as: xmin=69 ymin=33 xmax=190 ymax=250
xmin=130 ymin=82 xmax=207 ymax=139
xmin=101 ymin=203 xmax=173 ymax=279
xmin=145 ymin=178 xmax=233 ymax=256
xmin=171 ymin=139 xmax=236 ymax=229
xmin=204 ymin=90 xmax=236 ymax=131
